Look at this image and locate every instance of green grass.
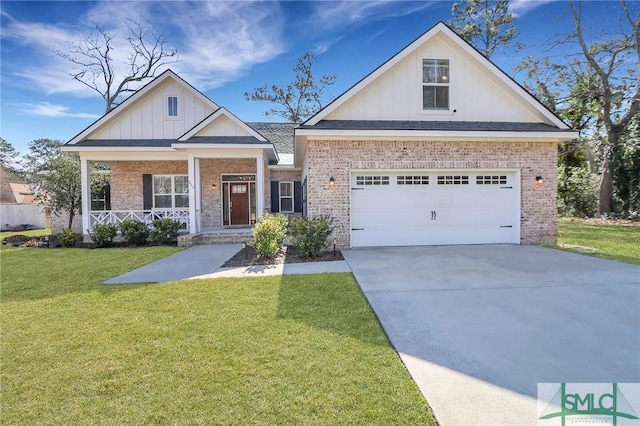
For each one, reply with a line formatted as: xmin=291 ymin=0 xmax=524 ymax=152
xmin=1 ymin=246 xmax=434 ymax=425
xmin=557 ymin=218 xmax=640 ymax=265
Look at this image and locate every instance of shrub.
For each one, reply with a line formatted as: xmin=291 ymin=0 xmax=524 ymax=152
xmin=252 ymin=213 xmax=288 ymax=258
xmin=2 ymin=234 xmax=31 ymax=246
xmin=558 ymin=165 xmax=598 ymax=217
xmin=119 ymin=220 xmax=150 ymax=246
xmin=58 ymin=229 xmax=79 ymax=248
xmin=8 ymin=224 xmax=36 ymax=232
xmin=288 ymin=215 xmax=334 ymax=258
xmin=90 ymin=224 xmax=118 ymax=248
xmin=151 ymin=219 xmax=181 ymax=244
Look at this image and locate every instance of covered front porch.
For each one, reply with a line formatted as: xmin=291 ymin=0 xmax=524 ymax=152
xmin=78 ymin=146 xmax=274 ymax=238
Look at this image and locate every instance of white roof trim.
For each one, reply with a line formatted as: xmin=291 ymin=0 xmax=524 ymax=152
xmin=67 ymin=70 xmax=219 ymax=144
xmin=177 ymin=107 xmax=267 ymax=142
xmin=62 ymin=146 xmax=177 ymax=152
xmin=296 ymin=128 xmax=579 ymax=140
xmin=304 ymin=22 xmax=569 ymax=129
xmin=171 ymin=143 xmax=273 ymax=149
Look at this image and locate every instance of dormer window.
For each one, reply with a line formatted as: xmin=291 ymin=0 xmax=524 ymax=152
xmin=167 ymin=95 xmax=180 ymax=118
xmin=422 ymin=59 xmax=449 ymax=110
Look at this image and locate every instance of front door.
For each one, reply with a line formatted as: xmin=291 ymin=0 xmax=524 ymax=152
xmin=229 ymin=183 xmax=249 ymax=225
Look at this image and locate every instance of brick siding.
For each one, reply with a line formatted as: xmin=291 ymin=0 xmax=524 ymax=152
xmin=305 ymin=139 xmax=558 ymax=247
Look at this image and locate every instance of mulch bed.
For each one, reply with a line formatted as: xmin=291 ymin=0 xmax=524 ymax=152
xmin=222 ymin=245 xmax=344 ymax=268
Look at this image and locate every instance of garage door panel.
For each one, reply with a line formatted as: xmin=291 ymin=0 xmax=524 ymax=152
xmin=351 ymin=170 xmax=519 ymax=247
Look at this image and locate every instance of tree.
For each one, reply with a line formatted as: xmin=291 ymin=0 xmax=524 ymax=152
xmin=244 ymin=51 xmax=337 ymax=122
xmin=57 ymin=19 xmax=178 ymax=113
xmin=0 ymin=138 xmax=19 ymax=172
xmin=517 ymin=0 xmax=639 ymax=217
xmin=567 ymin=0 xmax=639 ymax=215
xmin=449 ymin=0 xmax=520 ymax=58
xmin=21 ymin=139 xmax=109 ymax=230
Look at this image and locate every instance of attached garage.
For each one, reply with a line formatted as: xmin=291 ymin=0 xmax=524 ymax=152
xmin=350 ymin=170 xmax=520 ymax=247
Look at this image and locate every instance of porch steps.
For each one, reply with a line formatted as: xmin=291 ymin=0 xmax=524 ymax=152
xmin=177 ymin=229 xmax=254 ymax=247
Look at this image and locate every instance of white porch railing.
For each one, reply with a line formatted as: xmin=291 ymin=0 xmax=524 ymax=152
xmin=89 ymin=209 xmax=190 ymax=231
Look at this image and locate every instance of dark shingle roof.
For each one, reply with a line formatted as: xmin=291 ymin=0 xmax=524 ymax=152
xmin=247 ymin=122 xmax=296 ymax=154
xmin=74 ymin=136 xmax=271 ymax=147
xmin=74 ymin=139 xmax=176 ymax=147
xmin=299 ymin=120 xmax=572 ymax=132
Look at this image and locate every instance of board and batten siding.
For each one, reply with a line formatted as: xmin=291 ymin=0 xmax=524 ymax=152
xmin=90 ymin=80 xmax=216 ymax=140
xmin=195 ymin=115 xmax=253 ymax=137
xmin=325 ymin=33 xmax=549 ymax=124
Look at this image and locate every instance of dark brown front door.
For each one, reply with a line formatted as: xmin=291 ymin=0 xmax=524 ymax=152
xmin=230 ymin=183 xmax=249 ymax=225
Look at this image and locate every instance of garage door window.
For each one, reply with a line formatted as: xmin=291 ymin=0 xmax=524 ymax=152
xmin=476 ymin=175 xmax=507 ymax=185
xmin=356 ymin=176 xmax=390 ymax=186
xmin=437 ymin=175 xmax=469 ymax=185
xmin=397 ymin=175 xmax=429 ymax=185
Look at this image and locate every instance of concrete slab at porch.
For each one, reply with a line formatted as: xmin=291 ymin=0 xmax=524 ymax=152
xmin=104 ymin=244 xmax=352 ymax=284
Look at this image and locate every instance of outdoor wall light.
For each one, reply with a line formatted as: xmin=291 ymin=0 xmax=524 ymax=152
xmin=535 ymin=176 xmax=544 ymax=187
xmin=211 ymin=183 xmax=217 ymax=189
xmin=329 ymin=177 xmax=335 ymax=186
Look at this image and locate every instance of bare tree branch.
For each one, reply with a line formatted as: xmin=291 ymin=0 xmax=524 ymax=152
xmin=56 ymin=20 xmax=179 ymax=113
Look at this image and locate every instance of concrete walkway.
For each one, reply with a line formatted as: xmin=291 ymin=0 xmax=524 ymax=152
xmin=342 ymin=245 xmax=640 ymax=426
xmin=104 ymin=244 xmax=351 ymax=284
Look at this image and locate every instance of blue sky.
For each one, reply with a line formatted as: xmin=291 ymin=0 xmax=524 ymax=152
xmin=0 ymin=0 xmax=630 ymax=154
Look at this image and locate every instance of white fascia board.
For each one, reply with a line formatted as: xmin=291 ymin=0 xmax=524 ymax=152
xmin=68 ymin=70 xmax=218 ymax=144
xmin=296 ymin=128 xmax=579 ymax=141
xmin=62 ymin=146 xmax=176 ymax=152
xmin=178 ymin=107 xmax=267 ymax=142
xmin=171 ymin=143 xmax=273 ymax=150
xmin=77 ymin=151 xmax=187 ymax=161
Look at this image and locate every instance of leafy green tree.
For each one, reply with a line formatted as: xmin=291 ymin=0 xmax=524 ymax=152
xmin=0 ymin=138 xmax=20 ymax=172
xmin=21 ymin=139 xmax=109 ymax=230
xmin=517 ymin=0 xmax=639 ymax=217
xmin=449 ymin=0 xmax=520 ymax=58
xmin=245 ymin=51 xmax=337 ymax=122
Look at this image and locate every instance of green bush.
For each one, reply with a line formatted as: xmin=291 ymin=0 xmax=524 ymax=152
xmin=151 ymin=219 xmax=181 ymax=244
xmin=252 ymin=214 xmax=288 ymax=258
xmin=119 ymin=220 xmax=150 ymax=246
xmin=288 ymin=215 xmax=334 ymax=258
xmin=58 ymin=229 xmax=79 ymax=248
xmin=558 ymin=165 xmax=598 ymax=217
xmin=89 ymin=224 xmax=118 ymax=247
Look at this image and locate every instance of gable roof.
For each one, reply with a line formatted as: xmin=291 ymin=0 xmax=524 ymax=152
xmin=67 ymin=69 xmax=218 ymax=145
xmin=178 ymin=107 xmax=266 ymax=142
xmin=303 ymin=21 xmax=570 ymax=130
xmin=247 ymin=122 xmax=296 ymax=154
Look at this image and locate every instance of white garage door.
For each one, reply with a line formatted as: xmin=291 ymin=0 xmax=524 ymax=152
xmin=350 ymin=171 xmax=519 ymax=247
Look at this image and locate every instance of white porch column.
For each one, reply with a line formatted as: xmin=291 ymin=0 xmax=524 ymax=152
xmin=194 ymin=158 xmax=201 ymax=233
xmin=256 ymin=153 xmax=265 ymax=220
xmin=187 ymin=155 xmax=197 ymax=234
xmin=80 ymin=156 xmax=91 ymax=234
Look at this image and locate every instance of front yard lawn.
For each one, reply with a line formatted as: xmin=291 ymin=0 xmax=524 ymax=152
xmin=1 ymin=246 xmax=434 ymax=424
xmin=557 ymin=218 xmax=640 ymax=265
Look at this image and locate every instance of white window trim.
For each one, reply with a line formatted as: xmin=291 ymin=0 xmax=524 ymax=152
xmin=279 ymin=181 xmax=294 ymax=213
xmin=153 ymin=174 xmax=189 ymax=208
xmin=418 ymin=57 xmax=452 ymax=114
xmin=165 ymin=94 xmax=182 ymax=120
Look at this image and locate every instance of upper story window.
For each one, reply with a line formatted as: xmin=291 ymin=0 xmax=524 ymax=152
xmin=167 ymin=95 xmax=179 ymax=118
xmin=422 ymin=59 xmax=450 ymax=110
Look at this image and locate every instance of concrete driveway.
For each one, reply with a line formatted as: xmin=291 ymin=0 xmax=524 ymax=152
xmin=342 ymin=245 xmax=640 ymax=426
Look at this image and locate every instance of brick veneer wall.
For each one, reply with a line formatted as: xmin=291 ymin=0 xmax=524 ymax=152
xmin=305 ymin=139 xmax=558 ymax=248
xmin=111 ymin=159 xmax=259 ymax=228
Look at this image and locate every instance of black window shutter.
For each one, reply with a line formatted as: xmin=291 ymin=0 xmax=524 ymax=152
xmin=294 ymin=181 xmax=302 ymax=213
xmin=270 ymin=181 xmax=279 ymax=212
xmin=143 ymin=174 xmax=153 ymax=210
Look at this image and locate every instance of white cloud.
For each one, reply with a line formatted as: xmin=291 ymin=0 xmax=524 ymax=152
xmin=3 ymin=1 xmax=285 ymax=97
xmin=19 ymin=102 xmax=101 ymax=119
xmin=509 ymin=0 xmax=558 ymax=17
xmin=310 ymin=1 xmax=435 ymax=32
